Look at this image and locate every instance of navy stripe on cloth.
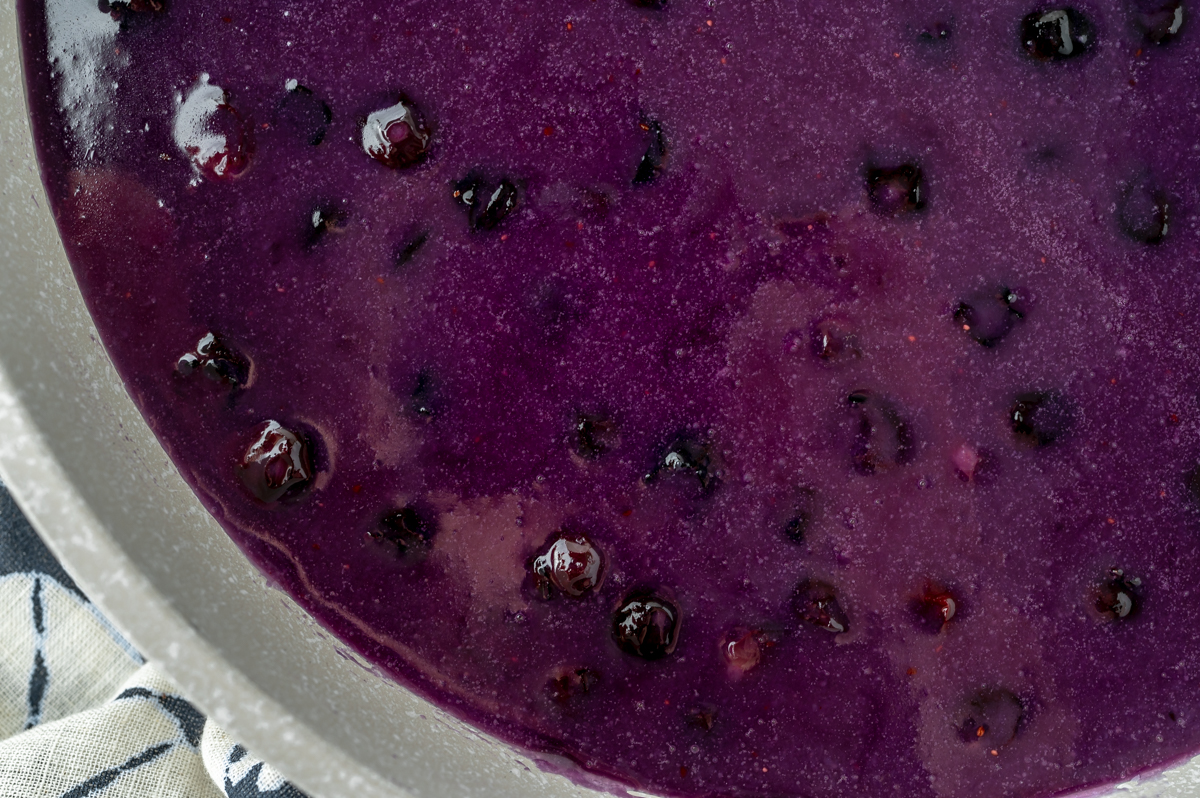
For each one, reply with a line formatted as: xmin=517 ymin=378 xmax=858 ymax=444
xmin=115 ymin=688 xmax=206 ymax=748
xmin=25 ymin=576 xmax=48 ymax=730
xmin=59 ymin=742 xmax=173 ymax=798
xmin=0 ymin=483 xmax=83 ymax=597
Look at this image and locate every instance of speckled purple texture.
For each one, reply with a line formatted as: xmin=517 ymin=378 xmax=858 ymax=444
xmin=17 ymin=1 xmax=1200 ymax=796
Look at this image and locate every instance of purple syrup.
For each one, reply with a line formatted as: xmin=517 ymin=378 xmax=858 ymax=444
xmin=16 ymin=0 xmax=1200 ymax=796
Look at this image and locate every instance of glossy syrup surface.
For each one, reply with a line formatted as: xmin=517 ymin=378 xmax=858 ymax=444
xmin=17 ymin=1 xmax=1200 ymax=796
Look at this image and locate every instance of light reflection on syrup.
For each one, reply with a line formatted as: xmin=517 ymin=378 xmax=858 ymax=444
xmin=44 ymin=0 xmax=121 ymax=158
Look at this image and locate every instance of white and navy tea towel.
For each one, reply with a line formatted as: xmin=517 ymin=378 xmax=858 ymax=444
xmin=0 ymin=481 xmax=309 ymax=798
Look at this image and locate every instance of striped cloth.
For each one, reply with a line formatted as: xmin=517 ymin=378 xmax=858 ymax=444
xmin=0 ymin=482 xmax=309 ymax=798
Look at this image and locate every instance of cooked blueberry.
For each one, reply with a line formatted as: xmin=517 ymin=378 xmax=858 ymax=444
xmin=532 ymin=532 xmax=605 ymax=598
xmin=574 ymin=413 xmax=620 ymax=459
xmin=371 ymin=506 xmax=433 ymax=554
xmin=866 ymin=164 xmax=924 ymax=216
xmin=1135 ymin=1 xmax=1185 ymax=43
xmin=848 ymin=391 xmax=914 ymax=473
xmin=918 ymin=17 xmax=954 ymax=42
xmin=1010 ymin=392 xmax=1072 ymax=447
xmin=173 ymin=78 xmax=253 ymax=181
xmin=362 ymin=97 xmax=430 ymax=168
xmin=686 ymin=704 xmax=718 ymax=731
xmin=453 ymin=175 xmax=481 ymax=213
xmin=454 ymin=176 xmax=520 ymax=231
xmin=911 ymin=584 xmax=958 ymax=633
xmin=1118 ymin=177 xmax=1170 ymax=244
xmin=951 ymin=443 xmax=986 ymax=482
xmin=721 ymin=627 xmax=762 ymax=676
xmin=1187 ymin=465 xmax=1200 ymax=507
xmin=305 ymin=202 xmax=349 ymax=249
xmin=395 ymin=230 xmax=430 ymax=268
xmin=811 ymin=317 xmax=860 ymax=363
xmin=644 ymin=436 xmax=719 ymax=493
xmin=238 ymin=421 xmax=313 ymax=503
xmin=633 ymin=119 xmax=667 ymax=185
xmin=783 ymin=488 xmax=816 ymax=543
xmin=792 ymin=579 xmax=849 ymax=633
xmin=99 ymin=0 xmax=163 ymax=15
xmin=954 ymin=287 xmax=1024 ymax=347
xmin=1091 ymin=567 xmax=1141 ymax=620
xmin=177 ymin=332 xmax=249 ymax=387
xmin=409 ymin=370 xmax=441 ymax=421
xmin=1020 ymin=8 xmax=1095 ymax=60
xmin=955 ymin=689 xmax=1024 ymax=749
xmin=613 ymin=593 xmax=680 ymax=659
xmin=532 ymin=283 xmax=584 ymax=342
xmin=476 ymin=181 xmax=520 ymax=230
xmin=275 ymin=82 xmax=332 ymax=146
xmin=548 ymin=666 xmax=599 ymax=703
xmin=627 ymin=0 xmax=667 ymax=10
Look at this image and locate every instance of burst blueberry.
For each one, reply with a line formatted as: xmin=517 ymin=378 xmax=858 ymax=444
xmin=848 ymin=391 xmax=913 ymax=473
xmin=238 ymin=421 xmax=314 ymax=503
xmin=454 ymin=175 xmax=520 ymax=231
xmin=371 ymin=506 xmax=433 ymax=554
xmin=644 ymin=436 xmax=719 ymax=493
xmin=574 ymin=413 xmax=620 ymax=459
xmin=1010 ymin=392 xmax=1072 ymax=447
xmin=362 ymin=97 xmax=430 ymax=168
xmin=395 ymin=230 xmax=429 ymax=268
xmin=911 ymin=584 xmax=958 ymax=634
xmin=275 ymin=82 xmax=332 ymax=146
xmin=955 ymin=689 xmax=1024 ymax=749
xmin=305 ymin=202 xmax=349 ymax=249
xmin=954 ymin=287 xmax=1023 ymax=347
xmin=173 ymin=77 xmax=253 ymax=181
xmin=633 ymin=119 xmax=667 ymax=185
xmin=548 ymin=666 xmax=599 ymax=703
xmin=811 ymin=317 xmax=860 ymax=363
xmin=177 ymin=333 xmax=249 ymax=388
xmin=792 ymin=579 xmax=849 ymax=633
xmin=1118 ymin=177 xmax=1170 ymax=245
xmin=866 ymin=164 xmax=924 ymax=216
xmin=783 ymin=488 xmax=816 ymax=544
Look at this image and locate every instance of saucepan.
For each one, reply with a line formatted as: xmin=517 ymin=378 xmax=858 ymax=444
xmin=0 ymin=4 xmax=1198 ymax=797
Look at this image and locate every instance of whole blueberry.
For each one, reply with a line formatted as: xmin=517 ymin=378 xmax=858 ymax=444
xmin=532 ymin=533 xmax=605 ymax=598
xmin=613 ymin=593 xmax=681 ymax=659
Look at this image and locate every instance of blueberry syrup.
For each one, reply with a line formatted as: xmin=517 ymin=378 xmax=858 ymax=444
xmin=17 ymin=0 xmax=1200 ymax=795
